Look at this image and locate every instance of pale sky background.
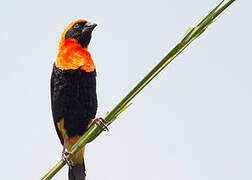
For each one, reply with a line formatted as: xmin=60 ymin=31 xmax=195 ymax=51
xmin=0 ymin=0 xmax=251 ymax=180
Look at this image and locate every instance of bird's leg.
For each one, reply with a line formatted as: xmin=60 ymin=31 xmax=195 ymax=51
xmin=62 ymin=137 xmax=73 ymax=168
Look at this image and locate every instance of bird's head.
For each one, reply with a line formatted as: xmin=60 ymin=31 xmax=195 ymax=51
xmin=56 ymin=20 xmax=97 ymax=71
xmin=63 ymin=20 xmax=97 ymax=48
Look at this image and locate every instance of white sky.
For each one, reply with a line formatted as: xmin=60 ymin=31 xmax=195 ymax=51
xmin=0 ymin=0 xmax=251 ymax=180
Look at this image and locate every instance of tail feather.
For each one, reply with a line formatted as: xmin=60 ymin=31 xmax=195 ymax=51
xmin=68 ymin=161 xmax=86 ymax=180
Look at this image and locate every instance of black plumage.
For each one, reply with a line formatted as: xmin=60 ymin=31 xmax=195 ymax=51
xmin=51 ymin=64 xmax=97 ymax=144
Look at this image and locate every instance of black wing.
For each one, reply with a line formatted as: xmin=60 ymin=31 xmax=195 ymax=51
xmin=50 ymin=65 xmax=64 ymax=145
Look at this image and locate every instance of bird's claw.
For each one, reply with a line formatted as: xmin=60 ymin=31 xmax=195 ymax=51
xmin=93 ymin=117 xmax=109 ymax=131
xmin=62 ymin=151 xmax=73 ymax=168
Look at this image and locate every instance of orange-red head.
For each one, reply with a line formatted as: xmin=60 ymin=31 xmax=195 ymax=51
xmin=56 ymin=20 xmax=97 ymax=72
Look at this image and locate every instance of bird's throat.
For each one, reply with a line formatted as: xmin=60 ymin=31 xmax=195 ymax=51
xmin=56 ymin=39 xmax=95 ymax=72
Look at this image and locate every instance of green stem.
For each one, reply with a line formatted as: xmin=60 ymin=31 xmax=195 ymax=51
xmin=41 ymin=1 xmax=236 ymax=179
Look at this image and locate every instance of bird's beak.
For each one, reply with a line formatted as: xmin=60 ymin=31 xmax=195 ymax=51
xmin=83 ymin=22 xmax=97 ymax=32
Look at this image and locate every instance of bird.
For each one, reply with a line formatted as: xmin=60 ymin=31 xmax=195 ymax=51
xmin=50 ymin=19 xmax=98 ymax=180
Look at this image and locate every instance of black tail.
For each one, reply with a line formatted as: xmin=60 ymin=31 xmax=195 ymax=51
xmin=68 ymin=161 xmax=86 ymax=180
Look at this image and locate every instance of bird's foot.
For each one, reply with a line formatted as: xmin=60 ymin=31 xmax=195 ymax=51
xmin=93 ymin=117 xmax=109 ymax=131
xmin=62 ymin=151 xmax=73 ymax=168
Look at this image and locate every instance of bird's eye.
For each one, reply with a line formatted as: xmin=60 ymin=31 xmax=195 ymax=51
xmin=73 ymin=23 xmax=80 ymax=28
